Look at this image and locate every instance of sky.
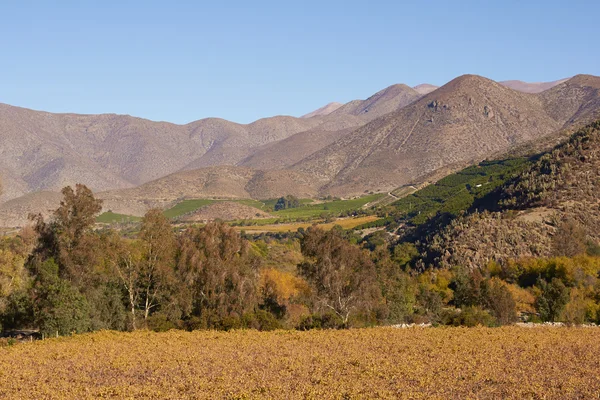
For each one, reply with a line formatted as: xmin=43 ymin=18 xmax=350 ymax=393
xmin=1 ymin=0 xmax=599 ymax=124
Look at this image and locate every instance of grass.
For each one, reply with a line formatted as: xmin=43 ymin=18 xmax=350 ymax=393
xmin=97 ymin=194 xmax=385 ymax=225
xmin=1 ymin=327 xmax=598 ymax=398
xmin=96 ymin=212 xmax=141 ymax=223
xmin=271 ymin=194 xmax=385 ymax=219
xmin=162 ymin=199 xmax=216 ymax=218
xmin=236 ymin=215 xmax=381 ymax=233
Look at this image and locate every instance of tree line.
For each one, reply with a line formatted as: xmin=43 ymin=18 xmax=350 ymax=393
xmin=1 ymin=184 xmax=600 ymax=337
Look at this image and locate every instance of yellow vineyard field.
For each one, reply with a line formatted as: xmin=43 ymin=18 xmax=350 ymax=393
xmin=236 ymin=215 xmax=380 ymax=233
xmin=1 ymin=327 xmax=599 ymax=399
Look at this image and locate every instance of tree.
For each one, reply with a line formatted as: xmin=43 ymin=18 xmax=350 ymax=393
xmin=451 ymin=267 xmax=484 ymax=308
xmin=31 ymin=184 xmax=103 ymax=284
xmin=482 ymin=278 xmax=517 ymax=325
xmin=31 ymin=259 xmax=91 ymax=336
xmin=298 ymin=227 xmax=380 ymax=326
xmin=138 ymin=209 xmax=177 ymax=321
xmin=274 ymin=195 xmax=300 ymax=211
xmin=110 ymin=210 xmax=177 ymax=329
xmin=372 ymin=246 xmax=415 ymax=323
xmin=535 ymin=277 xmax=570 ymax=322
xmin=177 ymin=222 xmax=259 ymax=328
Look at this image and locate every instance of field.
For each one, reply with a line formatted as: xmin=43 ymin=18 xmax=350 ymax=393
xmin=97 ymin=195 xmax=383 ymax=224
xmin=96 ymin=211 xmax=142 ymax=223
xmin=1 ymin=327 xmax=598 ymax=399
xmin=271 ymin=194 xmax=384 ymax=219
xmin=237 ymin=215 xmax=381 ymax=233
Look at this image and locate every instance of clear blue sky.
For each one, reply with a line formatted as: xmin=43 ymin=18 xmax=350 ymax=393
xmin=2 ymin=1 xmax=599 ymax=124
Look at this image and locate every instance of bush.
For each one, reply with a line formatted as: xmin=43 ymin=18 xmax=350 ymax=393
xmin=295 ymin=313 xmax=344 ymax=330
xmin=440 ymin=306 xmax=497 ymax=327
xmin=146 ymin=314 xmax=179 ymax=332
xmin=242 ymin=310 xmax=282 ymax=331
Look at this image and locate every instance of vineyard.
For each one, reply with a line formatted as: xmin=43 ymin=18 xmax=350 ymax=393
xmin=1 ymin=327 xmax=599 ymax=399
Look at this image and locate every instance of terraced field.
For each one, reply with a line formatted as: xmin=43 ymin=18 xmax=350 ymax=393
xmin=1 ymin=327 xmax=598 ymax=399
xmin=97 ymin=194 xmax=383 ymax=223
xmin=237 ymin=215 xmax=381 ymax=233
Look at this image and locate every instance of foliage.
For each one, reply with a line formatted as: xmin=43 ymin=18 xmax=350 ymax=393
xmin=535 ymin=278 xmax=570 ymax=322
xmin=298 ymin=227 xmax=380 ymax=325
xmin=274 ymin=195 xmax=300 ymax=211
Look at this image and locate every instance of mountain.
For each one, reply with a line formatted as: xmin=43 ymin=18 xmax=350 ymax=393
xmin=301 ymin=102 xmax=343 ymax=118
xmin=2 ymin=73 xmax=600 ymax=226
xmin=0 ymin=104 xmax=327 ymax=202
xmin=538 ymin=74 xmax=600 ymax=126
xmin=500 ymin=78 xmax=569 ymax=93
xmin=413 ymin=84 xmax=439 ymax=95
xmin=291 ymin=74 xmax=600 ymax=197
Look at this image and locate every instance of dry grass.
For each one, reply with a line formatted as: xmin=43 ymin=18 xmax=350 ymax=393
xmin=237 ymin=216 xmax=381 ymax=233
xmin=0 ymin=327 xmax=599 ymax=399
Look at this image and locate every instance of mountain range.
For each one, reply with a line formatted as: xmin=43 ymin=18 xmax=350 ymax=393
xmin=1 ymin=74 xmax=600 ymax=226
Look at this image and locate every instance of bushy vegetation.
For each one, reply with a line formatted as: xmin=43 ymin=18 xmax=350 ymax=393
xmin=6 ymin=122 xmax=600 ymax=337
xmin=3 ymin=184 xmax=600 ymax=338
xmin=274 ymin=195 xmax=300 ymax=211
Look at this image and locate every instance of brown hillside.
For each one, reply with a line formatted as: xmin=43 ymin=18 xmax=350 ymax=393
xmin=0 ymin=104 xmax=323 ymax=202
xmin=539 ymin=74 xmax=600 ymax=127
xmin=500 ymin=78 xmax=568 ymax=93
xmin=0 ymin=191 xmax=63 ymax=227
xmin=180 ymin=202 xmax=273 ymax=222
xmin=98 ymin=166 xmax=324 ymax=217
xmin=301 ymin=102 xmax=343 ymax=118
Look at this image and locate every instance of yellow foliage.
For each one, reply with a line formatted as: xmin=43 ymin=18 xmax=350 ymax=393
xmin=418 ymin=269 xmax=454 ymax=304
xmin=259 ymin=268 xmax=310 ymax=304
xmin=506 ymin=283 xmax=535 ymax=314
xmin=0 ymin=249 xmax=27 ymax=298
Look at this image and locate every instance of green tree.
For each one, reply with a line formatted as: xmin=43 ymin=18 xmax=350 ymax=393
xmin=31 ymin=259 xmax=91 ymax=336
xmin=31 ymin=184 xmax=103 ymax=285
xmin=274 ymin=195 xmax=300 ymax=211
xmin=535 ymin=278 xmax=570 ymax=322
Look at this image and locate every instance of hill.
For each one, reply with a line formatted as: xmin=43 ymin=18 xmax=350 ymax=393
xmin=292 ymin=75 xmax=560 ymax=196
xmin=97 ymin=166 xmax=325 ymax=217
xmin=301 ymin=102 xmax=343 ymax=118
xmin=421 ymin=120 xmax=600 ymax=269
xmin=3 ymin=74 xmax=600 ymax=226
xmin=179 ymin=201 xmax=273 ymax=222
xmin=500 ymin=78 xmax=568 ymax=93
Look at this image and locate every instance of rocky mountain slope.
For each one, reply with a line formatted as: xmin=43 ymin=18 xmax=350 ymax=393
xmin=291 ymin=75 xmax=600 ymax=197
xmin=426 ymin=120 xmax=600 ymax=269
